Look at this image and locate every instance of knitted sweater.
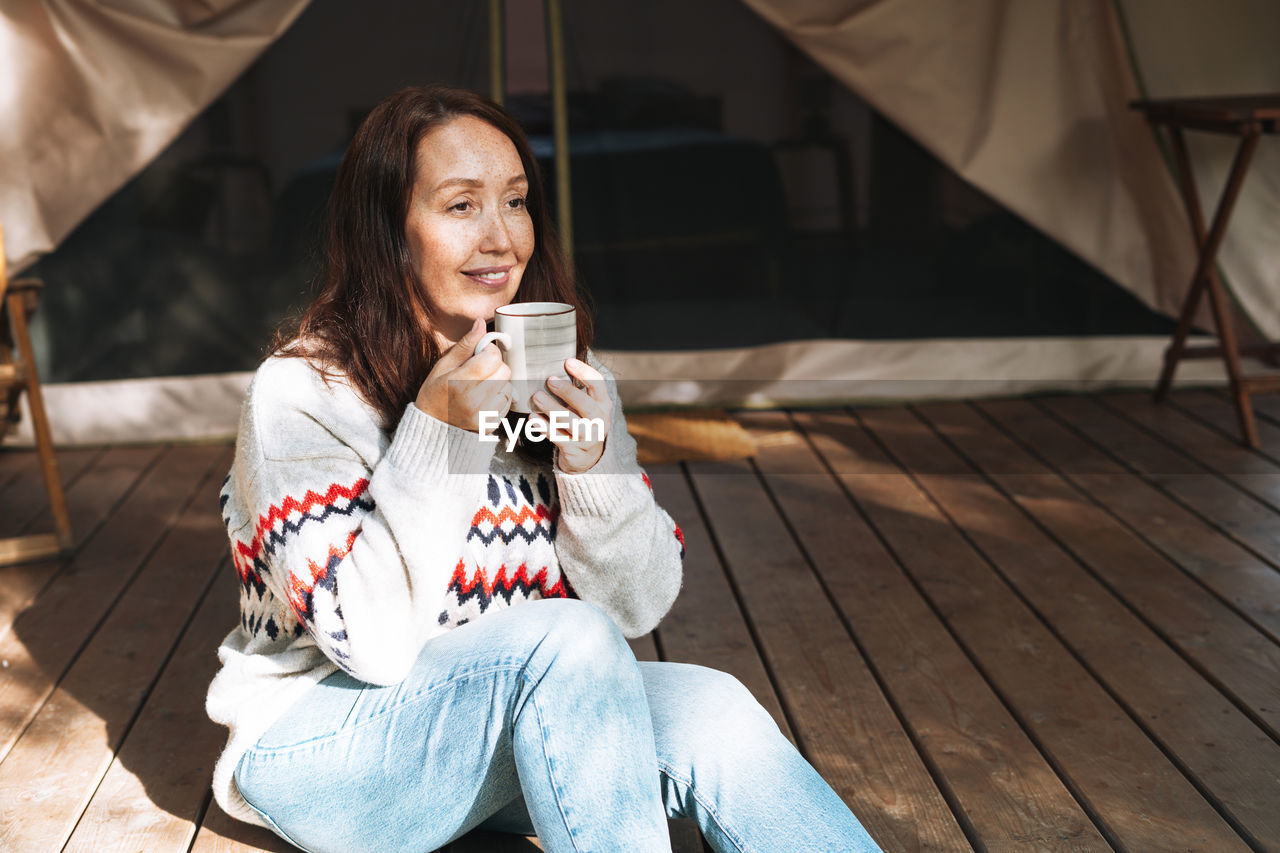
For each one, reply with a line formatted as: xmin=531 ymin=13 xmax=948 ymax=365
xmin=205 ymin=350 xmax=685 ymax=828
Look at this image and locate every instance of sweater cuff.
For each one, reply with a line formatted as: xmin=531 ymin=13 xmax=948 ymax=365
xmin=554 ymin=435 xmax=643 ymax=518
xmin=384 ymin=404 xmax=498 ymax=492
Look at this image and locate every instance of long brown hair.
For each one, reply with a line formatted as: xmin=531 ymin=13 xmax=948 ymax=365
xmin=276 ymin=85 xmax=594 ymax=435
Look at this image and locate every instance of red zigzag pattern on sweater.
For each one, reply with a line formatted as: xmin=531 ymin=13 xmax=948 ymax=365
xmin=470 ymin=503 xmax=558 ymax=526
xmin=287 ymin=529 xmax=361 ymax=623
xmin=448 ymin=558 xmax=574 ymax=605
xmin=232 ymin=478 xmax=370 ymax=589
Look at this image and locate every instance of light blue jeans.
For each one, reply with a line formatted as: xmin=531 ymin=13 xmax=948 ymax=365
xmin=235 ymin=598 xmax=881 ymax=852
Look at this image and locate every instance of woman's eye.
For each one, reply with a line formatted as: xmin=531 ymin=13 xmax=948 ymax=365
xmin=449 ymin=200 xmax=472 ymax=213
xmin=507 ymin=197 xmax=527 ymax=210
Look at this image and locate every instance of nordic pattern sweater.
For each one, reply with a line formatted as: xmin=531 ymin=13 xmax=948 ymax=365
xmin=205 ymin=351 xmax=686 ymax=828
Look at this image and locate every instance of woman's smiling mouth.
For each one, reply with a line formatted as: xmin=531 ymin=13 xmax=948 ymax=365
xmin=462 ymin=265 xmax=512 ymax=287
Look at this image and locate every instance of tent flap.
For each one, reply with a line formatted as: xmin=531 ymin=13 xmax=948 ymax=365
xmin=742 ymin=0 xmax=1276 ymax=335
xmin=1 ymin=0 xmax=311 ymax=273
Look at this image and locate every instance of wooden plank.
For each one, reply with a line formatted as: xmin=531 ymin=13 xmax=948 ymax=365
xmin=627 ymin=633 xmax=660 ymax=662
xmin=1059 ymin=392 xmax=1280 ymax=614
xmin=1247 ymin=388 xmax=1280 ymax=429
xmin=1159 ymin=390 xmax=1280 ymax=511
xmin=811 ymin=406 xmax=1248 ymax=851
xmin=1176 ymin=389 xmax=1280 ymax=467
xmin=190 ymin=800 xmax=296 ymax=853
xmin=62 ymin=567 xmax=235 ymax=852
xmin=648 ymin=463 xmax=791 ymax=737
xmin=0 ymin=533 xmax=61 ymax=565
xmin=1162 ymin=390 xmax=1280 ymax=476
xmin=1095 ymin=391 xmax=1280 ymax=521
xmin=752 ymin=410 xmax=1109 ymax=850
xmin=666 ymin=820 xmax=705 ymax=853
xmin=905 ymin=402 xmax=1280 ymax=847
xmin=0 ymin=446 xmax=100 ymax=539
xmin=686 ymin=451 xmax=972 ymax=851
xmin=0 ymin=445 xmax=232 ymax=850
xmin=0 ymin=444 xmax=226 ymax=763
xmin=918 ymin=399 xmax=1280 ymax=740
xmin=448 ymin=831 xmax=543 ymax=851
xmin=0 ymin=446 xmax=161 ymax=640
xmin=0 ymin=449 xmax=45 ymax=511
xmin=999 ymin=396 xmax=1280 ymax=643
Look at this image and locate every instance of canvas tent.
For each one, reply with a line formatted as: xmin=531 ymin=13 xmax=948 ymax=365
xmin=1 ymin=0 xmax=1277 ymax=444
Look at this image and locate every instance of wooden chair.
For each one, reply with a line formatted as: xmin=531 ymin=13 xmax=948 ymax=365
xmin=0 ymin=223 xmax=73 ymax=563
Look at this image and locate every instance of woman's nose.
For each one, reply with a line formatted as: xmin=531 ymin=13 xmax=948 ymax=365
xmin=479 ymin=209 xmax=514 ymax=254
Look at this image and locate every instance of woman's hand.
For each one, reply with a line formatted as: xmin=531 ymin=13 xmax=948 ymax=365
xmin=415 ymin=318 xmax=513 ymax=431
xmin=530 ymin=358 xmax=613 ymax=474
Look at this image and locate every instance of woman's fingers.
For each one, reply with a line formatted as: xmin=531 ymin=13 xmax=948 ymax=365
xmin=545 ymin=362 xmax=610 ymax=419
xmin=530 ymin=395 xmax=609 ymax=443
xmin=543 ymin=377 xmax=598 ymax=419
xmin=528 ymin=396 xmax=568 ymax=438
xmin=464 ymin=377 xmax=511 ymax=416
xmin=454 ymin=343 xmax=506 ymax=380
xmin=563 ymin=358 xmax=607 ymax=402
xmin=436 ymin=318 xmax=488 ymax=372
xmin=451 ymin=345 xmax=511 ymax=416
xmin=533 ymin=388 xmax=609 ymax=434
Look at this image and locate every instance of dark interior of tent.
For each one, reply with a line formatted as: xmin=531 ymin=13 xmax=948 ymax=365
xmin=26 ymin=0 xmax=1177 ymax=384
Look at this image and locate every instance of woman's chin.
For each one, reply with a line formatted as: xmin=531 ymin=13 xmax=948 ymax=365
xmin=475 ymin=292 xmax=517 ymax=318
xmin=439 ymin=291 xmax=518 ymax=341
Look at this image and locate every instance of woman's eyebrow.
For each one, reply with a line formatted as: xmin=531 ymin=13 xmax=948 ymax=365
xmin=432 ymin=174 xmax=528 ymax=193
xmin=433 ymin=177 xmax=482 ymax=192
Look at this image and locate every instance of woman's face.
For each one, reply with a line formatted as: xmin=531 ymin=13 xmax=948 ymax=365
xmin=405 ymin=115 xmax=535 ymax=347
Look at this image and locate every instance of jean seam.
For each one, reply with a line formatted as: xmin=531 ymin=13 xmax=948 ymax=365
xmin=338 ymin=686 xmax=365 ymax=731
xmin=248 ymin=663 xmax=526 ymax=755
xmin=529 ymin=686 xmax=585 ymax=853
xmin=657 ymin=759 xmax=749 ymax=853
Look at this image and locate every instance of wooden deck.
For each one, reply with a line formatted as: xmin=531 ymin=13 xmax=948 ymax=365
xmin=3 ymin=389 xmax=1280 ymax=852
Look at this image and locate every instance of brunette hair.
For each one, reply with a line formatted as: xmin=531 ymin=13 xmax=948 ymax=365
xmin=276 ymin=85 xmax=593 ymax=432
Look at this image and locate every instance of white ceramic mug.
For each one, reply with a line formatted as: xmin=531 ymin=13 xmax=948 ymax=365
xmin=474 ymin=302 xmax=577 ymax=412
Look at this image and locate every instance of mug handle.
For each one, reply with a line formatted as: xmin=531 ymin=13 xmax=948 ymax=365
xmin=474 ymin=331 xmax=512 ymax=358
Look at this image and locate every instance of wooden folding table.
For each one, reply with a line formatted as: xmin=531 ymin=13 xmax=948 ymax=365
xmin=1131 ymin=94 xmax=1280 ymax=448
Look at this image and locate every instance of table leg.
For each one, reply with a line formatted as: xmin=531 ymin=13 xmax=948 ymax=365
xmin=1154 ymin=126 xmax=1262 ymax=446
xmin=1154 ymin=128 xmax=1205 ymax=401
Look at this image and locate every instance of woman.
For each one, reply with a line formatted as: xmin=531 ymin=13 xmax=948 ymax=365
xmin=207 ymin=85 xmax=881 ymax=853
